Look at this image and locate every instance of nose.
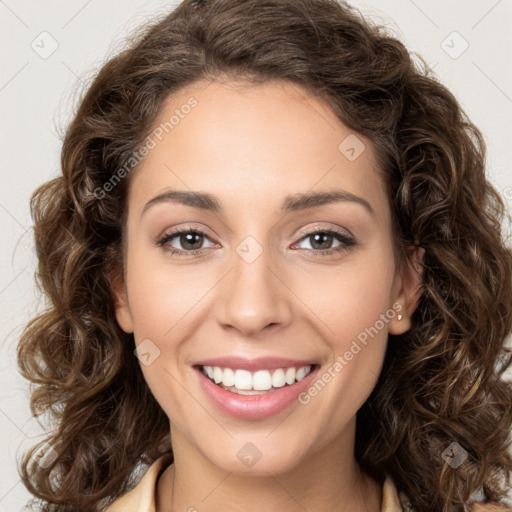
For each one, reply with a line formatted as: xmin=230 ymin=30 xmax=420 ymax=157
xmin=215 ymin=240 xmax=293 ymax=337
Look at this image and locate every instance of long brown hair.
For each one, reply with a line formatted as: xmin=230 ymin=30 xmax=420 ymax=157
xmin=17 ymin=0 xmax=512 ymax=510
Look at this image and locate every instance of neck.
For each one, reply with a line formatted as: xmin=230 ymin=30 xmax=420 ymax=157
xmin=156 ymin=421 xmax=382 ymax=512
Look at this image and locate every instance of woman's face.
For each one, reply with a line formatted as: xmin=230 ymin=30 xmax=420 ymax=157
xmin=114 ymin=78 xmax=421 ymax=475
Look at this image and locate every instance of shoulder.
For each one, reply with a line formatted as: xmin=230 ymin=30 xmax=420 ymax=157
xmin=382 ymin=474 xmax=416 ymax=511
xmin=104 ymin=454 xmax=173 ymax=512
xmin=383 ymin=474 xmax=511 ymax=512
xmin=469 ymin=504 xmax=512 ymax=511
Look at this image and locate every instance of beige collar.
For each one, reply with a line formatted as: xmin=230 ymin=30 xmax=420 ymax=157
xmin=103 ymin=454 xmax=505 ymax=512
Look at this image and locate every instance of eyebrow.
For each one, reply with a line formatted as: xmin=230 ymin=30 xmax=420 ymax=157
xmin=141 ymin=188 xmax=375 ymax=218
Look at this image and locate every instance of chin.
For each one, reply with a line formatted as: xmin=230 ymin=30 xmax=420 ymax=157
xmin=198 ymin=435 xmax=309 ymax=476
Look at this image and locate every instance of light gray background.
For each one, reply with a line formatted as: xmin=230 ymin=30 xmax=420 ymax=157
xmin=1 ymin=1 xmax=511 ymax=510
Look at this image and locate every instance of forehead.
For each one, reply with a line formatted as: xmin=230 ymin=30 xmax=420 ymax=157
xmin=127 ymin=79 xmax=388 ymax=218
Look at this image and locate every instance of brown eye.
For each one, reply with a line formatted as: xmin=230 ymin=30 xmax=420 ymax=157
xmin=308 ymin=232 xmax=335 ymax=250
xmin=294 ymin=228 xmax=356 ymax=257
xmin=157 ymin=228 xmax=217 ymax=256
xmin=177 ymin=232 xmax=204 ymax=250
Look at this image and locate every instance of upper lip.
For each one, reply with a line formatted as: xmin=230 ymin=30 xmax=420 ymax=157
xmin=193 ymin=357 xmax=318 ymax=371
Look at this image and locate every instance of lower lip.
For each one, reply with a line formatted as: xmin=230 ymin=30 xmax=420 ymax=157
xmin=195 ymin=366 xmax=319 ymax=420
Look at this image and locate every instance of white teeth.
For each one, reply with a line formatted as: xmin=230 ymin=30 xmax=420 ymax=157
xmin=213 ymin=367 xmax=223 ymax=384
xmin=285 ymin=367 xmax=295 ymax=385
xmin=234 ymin=369 xmax=253 ymax=390
xmin=223 ymin=368 xmax=235 ymax=387
xmin=272 ymin=369 xmax=286 ymax=388
xmin=202 ymin=364 xmax=313 ymax=392
xmin=296 ymin=366 xmax=307 ymax=381
xmin=253 ymin=370 xmax=272 ymax=391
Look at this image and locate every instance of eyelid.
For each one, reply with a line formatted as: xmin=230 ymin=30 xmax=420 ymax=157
xmin=293 ymin=223 xmax=355 ymax=243
xmin=156 ymin=223 xmax=217 ymax=242
xmin=156 ymin=224 xmax=219 ymax=248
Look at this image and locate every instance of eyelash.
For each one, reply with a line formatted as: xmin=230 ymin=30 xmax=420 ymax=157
xmin=156 ymin=226 xmax=356 ymax=258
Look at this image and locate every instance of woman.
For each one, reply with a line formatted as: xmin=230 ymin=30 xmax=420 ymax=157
xmin=17 ymin=0 xmax=512 ymax=511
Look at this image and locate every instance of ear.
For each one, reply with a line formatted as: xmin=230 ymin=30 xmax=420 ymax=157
xmin=110 ymin=265 xmax=134 ymax=334
xmin=388 ymin=244 xmax=425 ymax=335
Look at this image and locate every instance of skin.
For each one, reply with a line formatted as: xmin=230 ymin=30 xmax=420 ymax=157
xmin=113 ymin=77 xmax=424 ymax=512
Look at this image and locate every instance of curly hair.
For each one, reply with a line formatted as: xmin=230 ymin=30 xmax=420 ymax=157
xmin=17 ymin=0 xmax=512 ymax=510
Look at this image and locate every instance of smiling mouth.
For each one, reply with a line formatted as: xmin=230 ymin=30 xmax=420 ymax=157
xmin=199 ymin=364 xmax=318 ymax=395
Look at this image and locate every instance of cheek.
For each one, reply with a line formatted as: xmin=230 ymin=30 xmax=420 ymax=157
xmin=294 ymin=245 xmax=395 ymax=416
xmin=124 ymin=244 xmax=217 ymax=412
xmin=294 ymin=243 xmax=396 ymax=346
xmin=124 ymin=241 xmax=215 ymax=338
